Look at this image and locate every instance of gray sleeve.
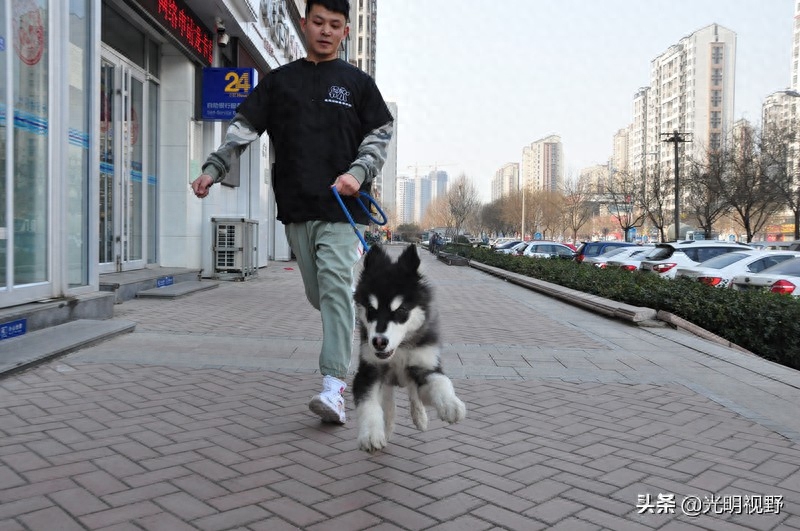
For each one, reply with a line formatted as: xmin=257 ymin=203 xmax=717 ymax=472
xmin=201 ymin=114 xmax=261 ymax=184
xmin=347 ymin=120 xmax=394 ymax=185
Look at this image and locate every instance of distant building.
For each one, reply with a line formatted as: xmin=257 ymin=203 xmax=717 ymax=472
xmin=491 ymin=163 xmax=520 ymax=201
xmin=522 ymin=135 xmax=563 ymax=192
xmin=645 ymin=23 xmax=737 ymax=213
xmin=348 ymin=0 xmax=377 ymax=77
xmin=380 ymin=102 xmax=398 ymax=218
xmin=395 ymin=177 xmax=416 ymax=225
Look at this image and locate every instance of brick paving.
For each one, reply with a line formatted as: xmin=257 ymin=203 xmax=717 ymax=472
xmin=2 ymin=245 xmax=800 ymax=530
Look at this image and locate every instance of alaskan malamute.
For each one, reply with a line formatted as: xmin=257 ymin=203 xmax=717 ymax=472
xmin=353 ymin=244 xmax=466 ymax=452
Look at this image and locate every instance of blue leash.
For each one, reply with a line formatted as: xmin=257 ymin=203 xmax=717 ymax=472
xmin=331 ymin=186 xmax=388 ymax=251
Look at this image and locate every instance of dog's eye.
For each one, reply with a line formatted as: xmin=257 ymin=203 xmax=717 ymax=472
xmin=394 ymin=307 xmax=409 ymax=322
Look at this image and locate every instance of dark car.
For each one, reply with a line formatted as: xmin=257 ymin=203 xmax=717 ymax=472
xmin=574 ymin=241 xmax=637 ymax=263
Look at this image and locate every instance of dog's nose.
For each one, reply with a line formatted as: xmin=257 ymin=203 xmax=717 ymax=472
xmin=372 ymin=335 xmax=389 ymax=351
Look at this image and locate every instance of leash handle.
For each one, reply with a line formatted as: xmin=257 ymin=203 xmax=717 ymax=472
xmin=331 ymin=186 xmax=388 ymax=252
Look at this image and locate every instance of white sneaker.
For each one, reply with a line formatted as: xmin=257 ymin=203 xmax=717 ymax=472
xmin=309 ymin=375 xmax=347 ymax=424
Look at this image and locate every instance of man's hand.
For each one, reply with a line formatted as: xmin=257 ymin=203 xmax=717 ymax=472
xmin=333 ymin=173 xmax=361 ymax=197
xmin=191 ymin=174 xmax=214 ymax=198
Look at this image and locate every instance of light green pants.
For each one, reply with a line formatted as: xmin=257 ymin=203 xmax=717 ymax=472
xmin=285 ymin=221 xmax=363 ymax=379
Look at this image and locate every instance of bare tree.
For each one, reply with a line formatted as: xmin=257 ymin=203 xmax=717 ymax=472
xmin=561 ymin=175 xmax=594 ymax=242
xmin=719 ymin=125 xmax=787 ymax=242
xmin=639 ymin=162 xmax=671 ymax=242
xmin=762 ymin=121 xmax=800 ymax=239
xmin=539 ymin=190 xmax=564 ymax=240
xmin=604 ymin=168 xmax=647 ymax=241
xmin=447 ymin=174 xmax=481 ymax=242
xmin=421 ymin=195 xmax=451 ymax=233
xmin=684 ymin=149 xmax=731 ymax=239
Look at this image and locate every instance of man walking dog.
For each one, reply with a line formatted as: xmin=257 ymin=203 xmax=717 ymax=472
xmin=191 ymin=0 xmax=393 ymax=425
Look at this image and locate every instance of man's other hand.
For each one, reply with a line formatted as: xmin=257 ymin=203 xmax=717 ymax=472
xmin=191 ymin=174 xmax=214 ymax=198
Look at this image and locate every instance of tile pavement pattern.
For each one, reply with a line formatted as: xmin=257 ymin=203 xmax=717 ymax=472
xmin=1 ymin=245 xmax=800 ymax=530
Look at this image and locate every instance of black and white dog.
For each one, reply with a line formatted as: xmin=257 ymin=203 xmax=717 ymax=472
xmin=353 ymin=244 xmax=466 ymax=452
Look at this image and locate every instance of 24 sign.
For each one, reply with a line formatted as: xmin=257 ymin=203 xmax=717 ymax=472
xmin=201 ymin=67 xmax=257 ymax=120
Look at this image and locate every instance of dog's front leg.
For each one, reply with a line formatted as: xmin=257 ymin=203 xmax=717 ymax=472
xmin=420 ymin=373 xmax=466 ymax=424
xmin=407 ymin=384 xmax=428 ymax=431
xmin=354 ymin=380 xmax=387 ymax=452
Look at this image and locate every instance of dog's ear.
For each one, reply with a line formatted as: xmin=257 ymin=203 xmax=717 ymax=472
xmin=363 ymin=244 xmax=390 ymax=271
xmin=397 ymin=244 xmax=420 ymax=272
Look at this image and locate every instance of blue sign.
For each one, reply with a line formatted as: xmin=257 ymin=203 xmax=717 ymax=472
xmin=534 ymin=232 xmax=542 ymax=240
xmin=201 ymin=67 xmax=256 ymax=120
xmin=0 ymin=36 xmax=5 ymax=52
xmin=157 ymin=276 xmax=174 ymax=288
xmin=0 ymin=318 xmax=26 ymax=341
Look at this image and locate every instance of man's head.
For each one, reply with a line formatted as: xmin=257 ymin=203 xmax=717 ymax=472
xmin=302 ymin=0 xmax=350 ymax=62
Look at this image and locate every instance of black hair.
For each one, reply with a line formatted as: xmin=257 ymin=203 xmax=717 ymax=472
xmin=305 ymin=0 xmax=350 ymax=21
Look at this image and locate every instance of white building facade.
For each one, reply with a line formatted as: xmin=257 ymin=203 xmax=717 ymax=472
xmin=0 ymin=0 xmax=318 ymax=311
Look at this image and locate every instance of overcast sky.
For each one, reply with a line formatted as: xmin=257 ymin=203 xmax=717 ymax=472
xmin=374 ymin=0 xmax=795 ymax=201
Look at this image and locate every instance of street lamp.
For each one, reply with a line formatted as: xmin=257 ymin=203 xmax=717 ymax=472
xmin=661 ymin=130 xmax=692 ymax=240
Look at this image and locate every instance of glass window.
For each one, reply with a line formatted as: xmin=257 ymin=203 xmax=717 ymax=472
xmin=0 ymin=3 xmax=7 ymax=288
xmin=11 ymin=0 xmax=49 ymax=285
xmin=67 ymin=0 xmax=91 ymax=287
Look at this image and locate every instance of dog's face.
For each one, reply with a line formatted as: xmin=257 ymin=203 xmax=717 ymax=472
xmin=354 ymin=245 xmax=431 ymax=363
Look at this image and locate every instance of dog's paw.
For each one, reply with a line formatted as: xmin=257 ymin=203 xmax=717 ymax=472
xmin=436 ymin=396 xmax=466 ymax=424
xmin=410 ymin=400 xmax=428 ymax=431
xmin=358 ymin=430 xmax=387 ymax=452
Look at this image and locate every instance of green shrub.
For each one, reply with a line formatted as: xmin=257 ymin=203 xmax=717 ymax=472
xmin=462 ymin=247 xmax=800 ymax=370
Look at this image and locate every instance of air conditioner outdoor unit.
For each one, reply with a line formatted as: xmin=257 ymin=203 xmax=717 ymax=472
xmin=212 ymin=217 xmax=258 ymax=280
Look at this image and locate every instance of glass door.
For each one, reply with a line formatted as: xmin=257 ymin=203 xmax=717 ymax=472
xmin=99 ymin=49 xmax=148 ymax=272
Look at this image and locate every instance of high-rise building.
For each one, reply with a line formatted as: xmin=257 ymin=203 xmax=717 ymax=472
xmin=522 ymin=135 xmax=563 ymax=192
xmin=379 ymin=102 xmax=398 ymax=218
xmin=646 ymin=23 xmax=736 ymax=212
xmin=395 ymin=176 xmax=416 ymax=225
xmin=491 ymin=163 xmax=520 ymax=201
xmin=430 ymin=170 xmax=449 ymax=201
xmin=348 ymin=0 xmax=377 ymax=77
xmin=414 ymin=174 xmax=432 ymax=224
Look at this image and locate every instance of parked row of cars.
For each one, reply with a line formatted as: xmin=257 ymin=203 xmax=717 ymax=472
xmin=491 ymin=237 xmax=800 ymax=296
xmin=591 ymin=239 xmax=800 ymax=296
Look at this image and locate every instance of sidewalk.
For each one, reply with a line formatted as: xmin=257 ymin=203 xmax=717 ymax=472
xmin=1 ymin=245 xmax=799 ymax=530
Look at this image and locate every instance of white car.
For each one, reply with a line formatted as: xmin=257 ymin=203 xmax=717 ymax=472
xmin=495 ymin=241 xmax=528 ymax=255
xmin=584 ymin=245 xmax=653 ymax=268
xmin=639 ymin=241 xmax=754 ymax=279
xmin=522 ymin=242 xmax=576 ymax=259
xmin=674 ymin=250 xmax=800 ymax=288
xmin=729 ymin=257 xmax=800 ymax=296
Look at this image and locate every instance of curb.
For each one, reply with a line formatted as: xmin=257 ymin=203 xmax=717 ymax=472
xmin=468 ymin=259 xmax=755 ymax=354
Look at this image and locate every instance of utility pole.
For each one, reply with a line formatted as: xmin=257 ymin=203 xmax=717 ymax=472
xmin=661 ymin=130 xmax=692 ymax=240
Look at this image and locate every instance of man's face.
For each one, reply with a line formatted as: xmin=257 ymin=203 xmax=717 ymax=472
xmin=301 ymin=4 xmax=349 ymax=62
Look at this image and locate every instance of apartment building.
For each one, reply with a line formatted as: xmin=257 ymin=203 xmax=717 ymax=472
xmin=395 ymin=177 xmax=416 ymax=225
xmin=348 ymin=0 xmax=377 ymax=77
xmin=491 ymin=163 xmax=520 ymax=201
xmin=644 ymin=23 xmax=736 ymax=211
xmin=522 ymin=135 xmax=564 ymax=192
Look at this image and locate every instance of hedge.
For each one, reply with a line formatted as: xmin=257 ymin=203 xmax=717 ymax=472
xmin=451 ymin=245 xmax=800 ymax=371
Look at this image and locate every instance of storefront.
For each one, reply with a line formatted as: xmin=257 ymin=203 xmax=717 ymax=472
xmin=0 ymin=0 xmax=305 ymax=311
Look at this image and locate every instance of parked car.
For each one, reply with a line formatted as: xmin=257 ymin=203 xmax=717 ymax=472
xmin=522 ymin=241 xmax=576 ymax=259
xmin=639 ymin=240 xmax=754 ymax=279
xmin=495 ymin=241 xmax=527 ymax=255
xmin=729 ymin=257 xmax=800 ymax=296
xmin=674 ymin=250 xmax=800 ymax=288
xmin=584 ymin=245 xmax=654 ymax=268
xmin=574 ymin=241 xmax=637 ymax=263
xmin=749 ymin=240 xmax=800 ymax=251
xmin=490 ymin=237 xmax=519 ymax=248
xmin=492 ymin=239 xmax=523 ymax=253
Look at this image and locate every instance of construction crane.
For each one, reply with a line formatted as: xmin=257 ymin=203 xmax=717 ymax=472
xmin=406 ymin=162 xmax=455 ymax=179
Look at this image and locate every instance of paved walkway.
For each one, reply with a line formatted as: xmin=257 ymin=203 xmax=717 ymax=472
xmin=1 ymin=245 xmax=800 ymax=530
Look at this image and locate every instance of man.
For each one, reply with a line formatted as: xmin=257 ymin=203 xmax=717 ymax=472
xmin=191 ymin=0 xmax=393 ymax=425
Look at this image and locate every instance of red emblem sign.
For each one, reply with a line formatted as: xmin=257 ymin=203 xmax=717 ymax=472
xmin=13 ymin=0 xmax=45 ymax=67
